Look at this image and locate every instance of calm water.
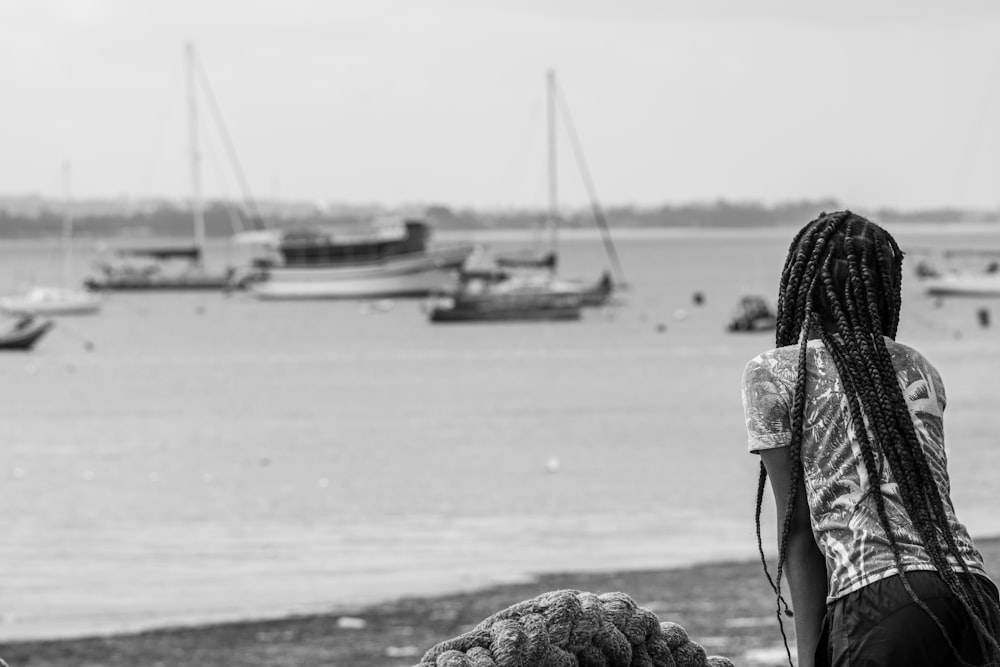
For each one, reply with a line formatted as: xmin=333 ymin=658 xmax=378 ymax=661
xmin=1 ymin=224 xmax=999 ymax=641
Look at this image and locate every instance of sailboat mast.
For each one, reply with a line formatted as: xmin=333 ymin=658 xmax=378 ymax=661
xmin=62 ymin=160 xmax=73 ymax=286
xmin=186 ymin=41 xmax=206 ymax=268
xmin=546 ymin=69 xmax=558 ymax=256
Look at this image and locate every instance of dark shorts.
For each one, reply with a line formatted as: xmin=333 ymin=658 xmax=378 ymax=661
xmin=817 ymin=571 xmax=1000 ymax=667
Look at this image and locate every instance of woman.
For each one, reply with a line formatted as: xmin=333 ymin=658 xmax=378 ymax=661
xmin=741 ymin=211 xmax=1000 ymax=666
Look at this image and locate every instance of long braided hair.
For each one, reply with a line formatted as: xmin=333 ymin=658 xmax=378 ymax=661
xmin=754 ymin=210 xmax=1000 ymax=666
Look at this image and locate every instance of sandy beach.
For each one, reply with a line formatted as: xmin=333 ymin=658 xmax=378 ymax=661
xmin=0 ymin=535 xmax=996 ymax=667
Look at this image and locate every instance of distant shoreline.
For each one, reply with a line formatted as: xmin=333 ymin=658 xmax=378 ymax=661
xmin=1 ymin=194 xmax=998 ymax=242
xmin=437 ymin=221 xmax=1000 ymax=242
xmin=4 ymin=220 xmax=1000 ymax=247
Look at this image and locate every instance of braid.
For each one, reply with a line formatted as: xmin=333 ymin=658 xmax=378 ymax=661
xmin=759 ymin=211 xmax=1000 ymax=666
xmin=755 ymin=461 xmax=791 ymax=614
xmin=851 ymin=238 xmax=999 ymax=653
xmin=775 ymin=218 xmax=818 ymax=341
xmin=766 ymin=222 xmax=841 ymax=657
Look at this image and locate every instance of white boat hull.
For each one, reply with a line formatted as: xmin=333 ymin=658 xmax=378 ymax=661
xmin=0 ymin=287 xmax=102 ymax=316
xmin=249 ymin=245 xmax=474 ymax=300
xmin=924 ymin=273 xmax=1000 ymax=297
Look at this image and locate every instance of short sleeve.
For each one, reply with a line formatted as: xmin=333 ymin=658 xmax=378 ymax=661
xmin=741 ymin=355 xmax=793 ymax=454
xmin=930 ymin=364 xmax=946 ymax=412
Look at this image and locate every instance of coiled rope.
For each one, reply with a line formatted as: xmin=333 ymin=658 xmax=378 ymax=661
xmin=414 ymin=589 xmax=735 ymax=667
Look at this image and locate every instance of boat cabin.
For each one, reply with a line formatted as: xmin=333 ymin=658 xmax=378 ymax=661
xmin=276 ymin=218 xmax=431 ymax=267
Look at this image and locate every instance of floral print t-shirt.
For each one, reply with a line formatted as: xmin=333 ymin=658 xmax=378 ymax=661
xmin=742 ymin=337 xmax=986 ymax=602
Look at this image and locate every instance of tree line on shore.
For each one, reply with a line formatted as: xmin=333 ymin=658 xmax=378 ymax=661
xmin=0 ymin=198 xmax=997 ymax=239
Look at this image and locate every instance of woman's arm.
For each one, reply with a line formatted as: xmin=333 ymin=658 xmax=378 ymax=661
xmin=760 ymin=447 xmax=829 ymax=667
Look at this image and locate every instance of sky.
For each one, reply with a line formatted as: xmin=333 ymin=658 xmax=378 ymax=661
xmin=2 ymin=0 xmax=1000 ymax=211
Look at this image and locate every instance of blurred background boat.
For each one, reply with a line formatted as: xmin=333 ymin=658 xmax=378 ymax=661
xmin=0 ymin=286 xmax=102 ymax=316
xmin=914 ymin=248 xmax=1000 ymax=297
xmin=85 ymin=245 xmax=236 ymax=291
xmin=238 ymin=216 xmax=475 ymax=299
xmin=923 ymin=271 xmax=1000 ymax=297
xmin=0 ymin=314 xmax=54 ymax=351
xmin=725 ymin=295 xmax=777 ymax=332
xmin=84 ymin=43 xmax=240 ymax=293
xmin=1 ymin=163 xmax=102 ymax=315
xmin=427 ymin=273 xmax=585 ymax=323
xmin=428 ymin=70 xmax=623 ymax=322
xmin=426 ymin=267 xmax=613 ymax=323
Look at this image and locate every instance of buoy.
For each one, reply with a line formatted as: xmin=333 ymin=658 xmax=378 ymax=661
xmin=545 ymin=456 xmax=561 ymax=473
xmin=977 ymin=308 xmax=990 ymax=328
xmin=692 ymin=291 xmax=705 ymax=306
xmin=674 ymin=308 xmax=688 ymax=321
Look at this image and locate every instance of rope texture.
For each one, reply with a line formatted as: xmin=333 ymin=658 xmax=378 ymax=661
xmin=414 ymin=589 xmax=736 ymax=667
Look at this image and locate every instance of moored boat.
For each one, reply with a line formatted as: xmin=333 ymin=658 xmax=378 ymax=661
xmin=0 ymin=286 xmax=102 ymax=316
xmin=471 ymin=70 xmax=626 ymax=305
xmin=426 ymin=268 xmax=598 ymax=323
xmin=4 ymin=162 xmax=104 ymax=314
xmin=428 ymin=286 xmax=583 ymax=323
xmin=0 ymin=315 xmax=55 ymax=351
xmin=726 ymin=295 xmax=777 ymax=332
xmin=913 ymin=247 xmax=1000 ymax=297
xmin=84 ymin=43 xmax=240 ymax=293
xmin=243 ymin=217 xmax=475 ymax=300
xmin=85 ymin=247 xmax=235 ymax=291
xmin=923 ymin=272 xmax=1000 ymax=297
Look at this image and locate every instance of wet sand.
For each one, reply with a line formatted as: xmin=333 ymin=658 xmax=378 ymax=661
xmin=3 ymin=535 xmax=998 ymax=667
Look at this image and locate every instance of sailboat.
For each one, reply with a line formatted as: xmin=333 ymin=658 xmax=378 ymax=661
xmin=0 ymin=162 xmax=103 ymax=316
xmin=493 ymin=71 xmax=564 ymax=272
xmin=84 ymin=43 xmax=236 ymax=291
xmin=429 ymin=71 xmax=623 ymax=323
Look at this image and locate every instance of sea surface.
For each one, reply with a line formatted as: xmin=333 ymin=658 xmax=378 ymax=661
xmin=1 ymin=223 xmax=999 ymax=642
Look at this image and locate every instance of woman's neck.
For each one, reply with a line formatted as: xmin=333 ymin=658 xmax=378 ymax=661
xmin=807 ymin=318 xmax=839 ymax=340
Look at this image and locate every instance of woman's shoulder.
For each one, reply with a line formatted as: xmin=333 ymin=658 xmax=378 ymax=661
xmin=746 ymin=343 xmax=800 ymax=364
xmin=742 ymin=344 xmax=800 ymax=383
xmin=884 ymin=337 xmax=937 ymax=370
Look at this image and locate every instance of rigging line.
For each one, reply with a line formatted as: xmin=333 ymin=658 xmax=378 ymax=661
xmin=192 ymin=53 xmax=268 ymax=232
xmin=202 ymin=125 xmax=246 ymax=235
xmin=554 ymin=82 xmax=628 ymax=287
